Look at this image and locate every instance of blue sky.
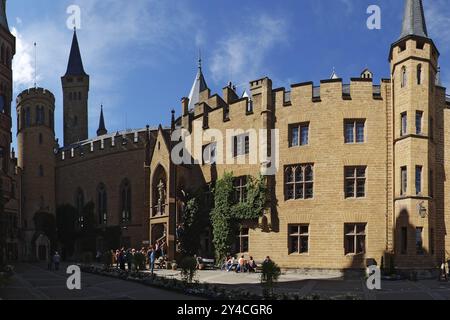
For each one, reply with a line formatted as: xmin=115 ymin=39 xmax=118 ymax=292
xmin=7 ymin=0 xmax=450 ymax=146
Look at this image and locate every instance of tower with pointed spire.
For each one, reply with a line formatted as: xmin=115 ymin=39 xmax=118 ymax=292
xmin=389 ymin=0 xmax=442 ymax=269
xmin=97 ymin=105 xmax=107 ymax=136
xmin=0 ymin=0 xmax=14 ymax=174
xmin=61 ymin=28 xmax=89 ymax=146
xmin=187 ymin=55 xmax=209 ymax=110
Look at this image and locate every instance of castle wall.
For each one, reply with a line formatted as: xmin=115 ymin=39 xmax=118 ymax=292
xmin=55 ymin=129 xmax=152 ymax=249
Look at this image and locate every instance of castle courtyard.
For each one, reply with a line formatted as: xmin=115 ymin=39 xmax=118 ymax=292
xmin=2 ymin=263 xmax=450 ymax=300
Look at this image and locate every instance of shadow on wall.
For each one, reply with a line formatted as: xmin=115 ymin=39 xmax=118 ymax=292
xmin=343 ymin=208 xmax=433 ymax=279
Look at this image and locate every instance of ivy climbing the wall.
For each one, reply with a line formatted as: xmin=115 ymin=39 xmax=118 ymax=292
xmin=211 ymin=172 xmax=267 ymax=261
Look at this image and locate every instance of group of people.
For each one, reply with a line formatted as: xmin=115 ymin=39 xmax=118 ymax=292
xmin=111 ymin=240 xmax=167 ymax=274
xmin=222 ymin=255 xmax=265 ymax=273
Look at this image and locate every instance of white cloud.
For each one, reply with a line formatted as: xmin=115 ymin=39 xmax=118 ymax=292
xmin=209 ymin=14 xmax=288 ymax=91
xmin=11 ymin=27 xmax=37 ymax=89
xmin=10 ymin=0 xmax=201 ymax=135
xmin=426 ymin=0 xmax=450 ymax=51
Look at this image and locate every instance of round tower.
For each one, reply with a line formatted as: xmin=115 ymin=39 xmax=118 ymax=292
xmin=16 ymin=87 xmax=56 ymax=260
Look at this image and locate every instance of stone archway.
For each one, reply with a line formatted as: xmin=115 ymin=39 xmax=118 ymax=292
xmin=35 ymin=234 xmax=50 ymax=261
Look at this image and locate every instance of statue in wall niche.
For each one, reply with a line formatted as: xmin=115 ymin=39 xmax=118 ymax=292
xmin=157 ymin=179 xmax=166 ymax=214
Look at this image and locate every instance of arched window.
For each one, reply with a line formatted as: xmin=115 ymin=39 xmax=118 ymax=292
xmin=38 ymin=165 xmax=44 ymax=177
xmin=78 ymin=92 xmax=82 ymax=100
xmin=401 ymin=67 xmax=407 ymax=88
xmin=417 ymin=64 xmax=422 ymax=85
xmin=75 ymin=188 xmax=85 ymax=228
xmin=49 ymin=110 xmax=54 ymax=131
xmin=25 ymin=107 xmax=31 ymax=127
xmin=39 ymin=133 xmax=43 ymax=145
xmin=69 ymin=92 xmax=72 ymax=101
xmin=120 ymin=179 xmax=132 ymax=224
xmin=97 ymin=183 xmax=108 ymax=225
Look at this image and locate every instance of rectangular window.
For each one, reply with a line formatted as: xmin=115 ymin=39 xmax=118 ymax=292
xmin=401 ymin=167 xmax=407 ymax=196
xmin=416 ymin=227 xmax=424 ymax=255
xmin=344 ymin=223 xmax=366 ymax=255
xmin=285 ymin=164 xmax=314 ymax=200
xmin=233 ymin=134 xmax=250 ymax=157
xmin=233 ymin=176 xmax=247 ymax=203
xmin=415 ymin=166 xmax=422 ymax=195
xmin=236 ymin=228 xmax=249 ymax=253
xmin=416 ymin=111 xmax=423 ymax=135
xmin=344 ymin=120 xmax=365 ymax=144
xmin=203 ymin=143 xmax=217 ymax=165
xmin=345 ymin=166 xmax=367 ymax=198
xmin=289 ymin=225 xmax=309 ymax=254
xmin=401 ymin=227 xmax=408 ymax=255
xmin=289 ymin=123 xmax=309 ymax=147
xmin=401 ymin=112 xmax=407 ymax=136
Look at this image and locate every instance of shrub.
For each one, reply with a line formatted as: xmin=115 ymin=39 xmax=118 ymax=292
xmin=180 ymin=256 xmax=198 ymax=284
xmin=260 ymin=260 xmax=281 ymax=298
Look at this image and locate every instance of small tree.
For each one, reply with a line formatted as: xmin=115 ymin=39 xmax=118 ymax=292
xmin=261 ymin=260 xmax=281 ymax=299
xmin=180 ymin=256 xmax=198 ymax=284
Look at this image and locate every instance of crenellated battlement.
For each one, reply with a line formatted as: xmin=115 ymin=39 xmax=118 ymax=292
xmin=16 ymin=87 xmax=55 ymax=105
xmin=55 ymin=127 xmax=159 ymax=164
xmin=184 ymin=74 xmax=390 ymax=126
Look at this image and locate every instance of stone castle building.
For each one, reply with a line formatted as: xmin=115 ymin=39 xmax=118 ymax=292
xmin=1 ymin=0 xmax=450 ymax=272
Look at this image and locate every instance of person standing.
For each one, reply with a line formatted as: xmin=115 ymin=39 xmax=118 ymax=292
xmin=53 ymin=252 xmax=61 ymax=271
xmin=149 ymin=247 xmax=156 ymax=275
xmin=119 ymin=250 xmax=126 ymax=270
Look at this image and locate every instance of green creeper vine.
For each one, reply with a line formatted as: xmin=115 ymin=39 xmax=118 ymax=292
xmin=211 ymin=173 xmax=267 ymax=261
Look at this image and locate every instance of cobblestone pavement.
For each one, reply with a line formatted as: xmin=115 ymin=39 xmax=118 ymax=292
xmin=147 ymin=268 xmax=450 ymax=300
xmin=3 ymin=263 xmax=450 ymax=300
xmin=0 ymin=263 xmax=198 ymax=300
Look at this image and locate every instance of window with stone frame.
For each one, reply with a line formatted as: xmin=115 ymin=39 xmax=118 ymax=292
xmin=401 ymin=166 xmax=407 ymax=196
xmin=289 ymin=122 xmax=309 ymax=147
xmin=75 ymin=188 xmax=85 ymax=229
xmin=120 ymin=179 xmax=132 ymax=224
xmin=203 ymin=142 xmax=217 ymax=165
xmin=416 ymin=227 xmax=424 ymax=255
xmin=284 ymin=164 xmax=314 ymax=200
xmin=235 ymin=228 xmax=249 ymax=253
xmin=344 ymin=120 xmax=365 ymax=144
xmin=344 ymin=223 xmax=366 ymax=255
xmin=289 ymin=224 xmax=309 ymax=254
xmin=233 ymin=176 xmax=248 ymax=203
xmin=401 ymin=112 xmax=407 ymax=136
xmin=415 ymin=111 xmax=423 ymax=135
xmin=97 ymin=183 xmax=108 ymax=225
xmin=344 ymin=166 xmax=366 ymax=198
xmin=401 ymin=66 xmax=407 ymax=88
xmin=233 ymin=133 xmax=250 ymax=157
